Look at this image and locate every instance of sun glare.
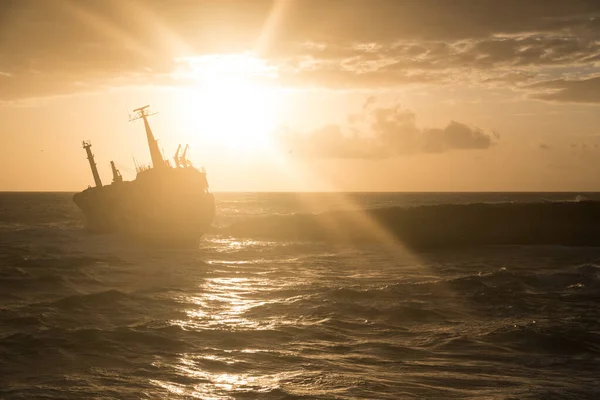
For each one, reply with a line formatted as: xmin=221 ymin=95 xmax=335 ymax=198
xmin=173 ymin=54 xmax=281 ymax=155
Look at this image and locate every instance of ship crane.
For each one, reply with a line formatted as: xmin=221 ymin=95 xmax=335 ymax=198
xmin=173 ymin=145 xmax=182 ymax=168
xmin=173 ymin=143 xmax=192 ymax=167
xmin=181 ymin=144 xmax=192 ymax=167
xmin=110 ymin=161 xmax=123 ymax=183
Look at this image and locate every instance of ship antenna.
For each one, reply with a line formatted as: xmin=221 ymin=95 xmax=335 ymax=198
xmin=132 ymin=155 xmax=139 ymax=173
xmin=129 ymin=105 xmax=165 ymax=169
xmin=174 ymin=144 xmax=182 ymax=168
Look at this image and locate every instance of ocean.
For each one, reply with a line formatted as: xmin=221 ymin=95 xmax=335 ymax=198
xmin=1 ymin=192 xmax=600 ymax=399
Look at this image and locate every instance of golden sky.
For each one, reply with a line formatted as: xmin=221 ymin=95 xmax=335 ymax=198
xmin=2 ymin=0 xmax=600 ymax=191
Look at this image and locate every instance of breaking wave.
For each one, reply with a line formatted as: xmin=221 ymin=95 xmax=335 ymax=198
xmin=224 ymin=200 xmax=600 ymax=248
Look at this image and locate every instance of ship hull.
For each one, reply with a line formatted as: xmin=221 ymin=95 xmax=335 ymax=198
xmin=73 ymin=167 xmax=215 ymax=244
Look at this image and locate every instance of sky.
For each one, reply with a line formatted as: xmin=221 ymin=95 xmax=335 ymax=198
xmin=2 ymin=0 xmax=600 ymax=191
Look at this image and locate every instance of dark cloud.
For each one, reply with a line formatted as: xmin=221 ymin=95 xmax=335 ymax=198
xmin=528 ymin=76 xmax=600 ymax=103
xmin=422 ymin=122 xmax=495 ymax=152
xmin=267 ymin=0 xmax=600 ymax=45
xmin=278 ymin=100 xmax=499 ymax=158
xmin=275 ymin=33 xmax=600 ymax=89
xmin=278 ymin=65 xmax=449 ymax=90
xmin=291 ymin=35 xmax=600 ymax=69
xmin=539 ymin=143 xmax=551 ymax=150
xmin=2 ymin=0 xmax=600 ymax=100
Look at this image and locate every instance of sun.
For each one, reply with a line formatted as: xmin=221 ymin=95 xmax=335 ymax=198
xmin=173 ymin=54 xmax=281 ymax=155
xmin=179 ymin=81 xmax=278 ymax=152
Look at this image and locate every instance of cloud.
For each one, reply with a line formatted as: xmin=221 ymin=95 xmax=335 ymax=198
xmin=272 ymin=0 xmax=600 ymax=44
xmin=278 ymin=99 xmax=499 ymax=158
xmin=2 ymin=0 xmax=600 ymax=100
xmin=422 ymin=122 xmax=496 ymax=152
xmin=281 ymin=125 xmax=378 ymax=159
xmin=539 ymin=143 xmax=551 ymax=150
xmin=275 ymin=32 xmax=600 ymax=89
xmin=528 ymin=76 xmax=600 ymax=103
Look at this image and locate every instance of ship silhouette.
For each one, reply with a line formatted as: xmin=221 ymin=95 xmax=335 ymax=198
xmin=73 ymin=105 xmax=215 ymax=244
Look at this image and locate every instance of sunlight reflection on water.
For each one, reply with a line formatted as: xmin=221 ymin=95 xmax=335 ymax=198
xmin=148 ymin=259 xmax=310 ymax=398
xmin=152 ymin=354 xmax=299 ymax=399
xmin=171 ymin=275 xmax=284 ymax=330
xmin=149 ymin=225 xmax=440 ymax=398
xmin=207 ymin=238 xmax=278 ymax=253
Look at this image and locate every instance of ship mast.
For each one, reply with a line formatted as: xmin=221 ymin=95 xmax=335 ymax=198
xmin=130 ymin=105 xmax=165 ymax=169
xmin=82 ymin=141 xmax=103 ymax=187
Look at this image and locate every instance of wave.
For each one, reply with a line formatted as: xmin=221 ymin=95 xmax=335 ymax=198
xmin=241 ymin=263 xmax=600 ymax=332
xmin=223 ymin=200 xmax=600 ymax=248
xmin=6 ymin=254 xmax=114 ymax=270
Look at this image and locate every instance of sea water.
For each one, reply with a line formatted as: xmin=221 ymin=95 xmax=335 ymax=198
xmin=1 ymin=192 xmax=600 ymax=399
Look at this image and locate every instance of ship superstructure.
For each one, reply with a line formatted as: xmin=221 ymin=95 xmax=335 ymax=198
xmin=73 ymin=105 xmax=215 ymax=244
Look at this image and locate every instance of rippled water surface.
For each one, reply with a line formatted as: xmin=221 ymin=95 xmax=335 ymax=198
xmin=1 ymin=192 xmax=600 ymax=399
